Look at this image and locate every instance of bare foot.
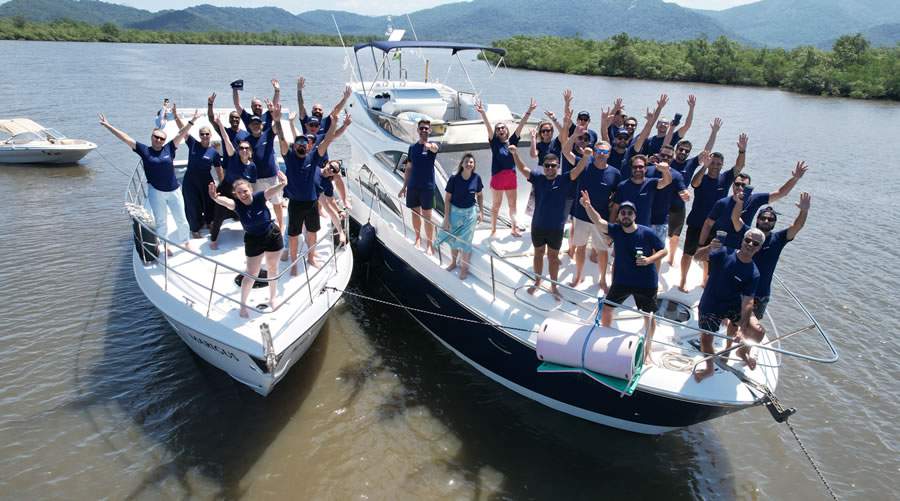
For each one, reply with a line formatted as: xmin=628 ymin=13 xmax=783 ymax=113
xmin=239 ymin=307 xmax=250 ymax=318
xmin=459 ymin=267 xmax=469 ymax=280
xmin=736 ymin=346 xmax=757 ymax=370
xmin=166 ymin=247 xmax=174 ymax=257
xmin=511 ymin=229 xmax=522 ymax=238
xmin=280 ymin=249 xmax=289 ymax=262
xmin=490 ymin=229 xmax=497 ymax=237
xmin=677 ymin=283 xmax=689 ymax=293
xmin=307 ymin=258 xmax=319 ymax=268
xmin=550 ymin=287 xmax=562 ymax=302
xmin=210 ymin=240 xmax=218 ymax=250
xmin=693 ymin=365 xmax=715 ymax=382
xmin=414 ymin=237 xmax=422 ymax=250
xmin=425 ymin=245 xmax=434 ymax=256
xmin=290 ymin=264 xmax=298 ymax=277
xmin=527 ymin=285 xmax=538 ymax=295
xmin=568 ymin=276 xmax=583 ymax=287
xmin=446 ymin=262 xmax=457 ymax=272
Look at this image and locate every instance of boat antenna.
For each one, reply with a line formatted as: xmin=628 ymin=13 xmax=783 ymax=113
xmin=332 ymin=14 xmax=357 ymax=84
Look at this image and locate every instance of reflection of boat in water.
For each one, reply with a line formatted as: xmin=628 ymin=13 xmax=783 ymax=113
xmin=124 ymin=112 xmax=352 ymax=395
xmin=0 ymin=118 xmax=96 ymax=164
xmin=343 ymin=40 xmax=839 ymax=434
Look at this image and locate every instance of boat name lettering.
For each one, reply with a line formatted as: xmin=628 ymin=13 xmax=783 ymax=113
xmin=188 ymin=333 xmax=240 ymax=362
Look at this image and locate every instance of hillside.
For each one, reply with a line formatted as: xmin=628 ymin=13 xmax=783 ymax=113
xmin=0 ymin=0 xmax=152 ymax=25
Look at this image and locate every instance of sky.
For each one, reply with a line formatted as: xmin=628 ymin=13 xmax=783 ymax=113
xmin=67 ymin=0 xmax=762 ymax=16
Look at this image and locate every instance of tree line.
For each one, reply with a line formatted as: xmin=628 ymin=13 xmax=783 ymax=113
xmin=489 ymin=33 xmax=900 ymax=101
xmin=0 ymin=17 xmax=374 ymax=47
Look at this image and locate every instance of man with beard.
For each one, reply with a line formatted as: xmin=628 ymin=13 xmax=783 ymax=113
xmin=643 ymin=94 xmax=696 ymax=156
xmin=692 ymin=227 xmax=764 ymax=381
xmin=233 ymin=78 xmax=280 ymax=129
xmin=399 ymin=119 xmax=441 ymax=254
xmin=666 ymin=118 xmax=722 ymax=264
xmin=207 ymin=92 xmax=249 ymax=147
xmin=297 ymin=77 xmax=353 ymax=137
xmin=601 ymin=94 xmax=667 ymax=176
xmin=579 ymin=195 xmax=667 ymax=364
xmin=274 ymin=104 xmax=351 ymax=272
xmin=244 ymin=104 xmax=284 ymax=231
xmin=509 ymin=133 xmax=588 ymax=301
xmin=612 ymin=155 xmax=672 ymax=227
xmin=677 ymin=134 xmax=748 ymax=292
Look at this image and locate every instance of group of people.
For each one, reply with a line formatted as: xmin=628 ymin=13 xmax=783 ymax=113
xmin=401 ymin=90 xmax=811 ymax=380
xmin=101 ymin=77 xmax=353 ymax=318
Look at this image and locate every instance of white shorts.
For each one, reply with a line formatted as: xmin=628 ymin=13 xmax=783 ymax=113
xmin=253 ymin=176 xmax=284 ymax=204
xmin=571 ymin=217 xmax=610 ymax=251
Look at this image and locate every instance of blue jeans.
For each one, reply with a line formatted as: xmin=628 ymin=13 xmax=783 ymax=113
xmin=148 ymin=186 xmax=190 ymax=243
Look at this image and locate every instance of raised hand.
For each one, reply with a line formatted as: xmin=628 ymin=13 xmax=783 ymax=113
xmin=612 ymin=97 xmax=624 ymax=113
xmin=288 ymin=111 xmax=297 ymax=122
xmin=208 ymin=181 xmax=219 ymax=200
xmin=687 ymin=94 xmax=696 ymax=108
xmin=98 ymin=113 xmax=109 ymax=126
xmin=530 ymin=127 xmax=538 ymax=141
xmin=271 ymin=102 xmax=282 ymax=120
xmin=711 ymin=117 xmax=723 ymax=131
xmin=699 ymin=150 xmax=711 ymax=165
xmin=297 ymin=76 xmax=305 ymax=90
xmin=644 ymin=107 xmax=655 ymax=122
xmin=474 ymin=99 xmax=485 ymax=114
xmin=574 ymin=124 xmax=586 ymax=137
xmin=527 ymin=97 xmax=537 ymax=114
xmin=579 ymin=189 xmax=592 ymax=208
xmin=563 ymin=89 xmax=573 ymax=104
xmin=342 ymin=85 xmax=352 ymax=100
xmin=657 ymin=161 xmax=670 ymax=172
xmin=656 ymin=93 xmax=669 ymax=110
xmin=508 ymin=144 xmax=518 ymax=155
xmin=343 ymin=113 xmax=352 ymax=127
xmin=265 ymin=98 xmax=274 ymax=112
xmin=796 ymin=192 xmax=811 ymax=210
xmin=191 ymin=109 xmax=201 ymax=121
xmin=544 ymin=110 xmax=557 ymax=121
xmin=208 ymin=92 xmax=217 ymax=106
xmin=792 ymin=161 xmax=808 ymax=179
xmin=737 ymin=133 xmax=749 ymax=151
xmin=271 ymin=79 xmax=280 ymax=91
xmin=214 ymin=113 xmax=225 ymax=126
xmin=582 ymin=147 xmax=594 ymax=157
xmin=171 ymin=102 xmax=178 ymax=117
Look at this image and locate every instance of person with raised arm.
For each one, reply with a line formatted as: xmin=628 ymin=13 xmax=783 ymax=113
xmin=610 ymin=154 xmax=673 ymax=228
xmin=298 ymin=78 xmax=352 ymax=136
xmin=692 ymin=227 xmax=763 ymax=381
xmin=243 ymin=99 xmax=284 ymax=231
xmin=510 ymin=129 xmax=588 ymax=300
xmin=666 ymin=117 xmax=722 ymax=264
xmin=437 ymin=153 xmax=485 ymax=280
xmin=99 ymin=111 xmax=197 ymax=255
xmin=209 ymin=113 xmax=259 ymax=250
xmin=619 ymin=94 xmax=669 ymax=179
xmin=233 ymin=78 xmax=280 ymax=129
xmin=568 ymin=138 xmax=621 ymax=291
xmin=208 ymin=92 xmax=248 ymax=147
xmin=172 ymin=109 xmax=222 ymax=238
xmin=677 ymin=134 xmax=748 ymax=292
xmin=650 ymin=143 xmax=690 ymax=253
xmin=643 ymin=94 xmax=696 ymax=156
xmin=318 ymin=159 xmax=350 ymax=245
xmin=208 ymin=172 xmax=287 ymax=319
xmin=700 ymin=161 xmax=808 ymax=249
xmin=579 ymin=190 xmax=667 ymax=364
xmin=475 ymin=96 xmax=535 ymax=237
xmin=398 ymin=119 xmax=441 ymax=254
xmin=275 ymin=103 xmax=350 ymax=273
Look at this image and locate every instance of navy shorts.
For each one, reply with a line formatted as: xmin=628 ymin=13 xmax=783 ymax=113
xmin=683 ymin=224 xmax=710 ymax=256
xmin=288 ymin=199 xmax=321 ymax=236
xmin=405 ymin=186 xmax=434 ymax=210
xmin=698 ymin=307 xmax=741 ymax=333
xmin=531 ymin=227 xmax=564 ymax=250
xmin=244 ymin=224 xmax=284 ymax=257
xmin=605 ymin=284 xmax=658 ymax=313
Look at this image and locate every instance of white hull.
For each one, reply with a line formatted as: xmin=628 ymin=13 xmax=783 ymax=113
xmin=0 ymin=144 xmax=95 ymax=164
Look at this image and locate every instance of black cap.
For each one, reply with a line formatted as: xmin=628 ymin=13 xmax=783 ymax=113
xmin=248 ymin=115 xmax=263 ymax=124
xmin=577 ymin=110 xmax=591 ymax=120
xmin=758 ymin=206 xmax=778 ymax=220
xmin=615 ymin=127 xmax=630 ymax=137
xmin=619 ymin=201 xmax=637 ymax=211
xmin=306 ymin=116 xmax=321 ymax=126
xmin=230 ymin=79 xmax=244 ymax=90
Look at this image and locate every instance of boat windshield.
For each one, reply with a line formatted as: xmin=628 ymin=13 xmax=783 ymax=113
xmin=5 ymin=131 xmax=44 ymax=144
xmin=43 ymin=128 xmax=66 ymax=140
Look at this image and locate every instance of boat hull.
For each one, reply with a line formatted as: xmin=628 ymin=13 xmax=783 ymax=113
xmin=0 ymin=145 xmax=95 ymax=164
xmin=349 ymin=218 xmax=747 ymax=434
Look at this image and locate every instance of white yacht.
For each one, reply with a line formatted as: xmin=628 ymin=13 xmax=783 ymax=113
xmin=342 ymin=41 xmax=839 ymax=433
xmin=124 ymin=111 xmax=352 ymax=395
xmin=0 ymin=118 xmax=96 ymax=164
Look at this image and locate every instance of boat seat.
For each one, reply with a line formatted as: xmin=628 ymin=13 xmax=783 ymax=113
xmin=381 ymin=88 xmax=448 ymax=119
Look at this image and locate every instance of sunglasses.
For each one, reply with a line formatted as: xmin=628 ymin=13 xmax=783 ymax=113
xmin=238 ymin=146 xmax=251 ymax=151
xmin=544 ymin=163 xmax=559 ymax=169
xmin=152 ymin=135 xmax=165 ymax=141
xmin=418 ymin=126 xmax=430 ymax=131
xmin=625 ymin=124 xmax=637 ymax=128
xmin=734 ymin=182 xmax=747 ymax=188
xmin=677 ymin=148 xmax=691 ymax=153
xmin=619 ymin=210 xmax=635 ymax=216
xmin=743 ymin=237 xmax=761 ymax=247
xmin=199 ymin=132 xmax=211 ymax=136
xmin=308 ymin=123 xmax=320 ymax=128
xmin=540 ymin=129 xmax=553 ymax=133
xmin=758 ymin=215 xmax=776 ymax=222
xmin=597 ymin=149 xmax=610 ymax=155
xmin=229 ymin=116 xmax=241 ymax=121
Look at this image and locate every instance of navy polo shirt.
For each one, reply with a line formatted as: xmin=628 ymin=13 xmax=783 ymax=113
xmin=614 ymin=178 xmax=660 ymax=226
xmin=224 ymin=127 xmax=250 ymax=148
xmin=407 ymin=142 xmax=437 ymax=189
xmin=686 ymin=170 xmax=735 ymax=228
xmin=246 ymin=127 xmax=277 ymax=179
xmin=529 ymin=171 xmax=572 ymax=230
xmin=699 ymin=247 xmax=760 ymax=315
xmin=707 ymin=193 xmax=771 ymax=247
xmin=571 ymin=162 xmax=621 ymax=222
xmin=185 ymin=136 xmax=221 ymax=182
xmin=234 ymin=191 xmax=273 ymax=236
xmin=643 ymin=131 xmax=682 ymax=156
xmin=223 ymin=154 xmax=257 ymax=185
xmin=607 ymin=223 xmax=664 ymax=289
xmin=536 ymin=139 xmax=560 ymax=165
xmin=650 ymin=169 xmax=686 ymax=225
xmin=753 ymin=229 xmax=792 ymax=298
xmin=134 ymin=141 xmax=178 ymax=192
xmin=445 ymin=172 xmax=483 ymax=209
xmin=284 ymin=149 xmax=325 ymax=202
xmin=489 ymin=134 xmax=520 ymax=176
xmin=240 ymin=109 xmax=272 ymax=130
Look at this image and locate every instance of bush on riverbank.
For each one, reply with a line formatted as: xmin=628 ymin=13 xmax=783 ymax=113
xmin=0 ymin=17 xmax=374 ymax=46
xmin=491 ymin=34 xmax=900 ymax=101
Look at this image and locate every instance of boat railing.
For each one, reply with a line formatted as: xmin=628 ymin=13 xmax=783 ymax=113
xmin=124 ymin=160 xmax=347 ymax=318
xmin=360 ymin=174 xmax=838 ymax=367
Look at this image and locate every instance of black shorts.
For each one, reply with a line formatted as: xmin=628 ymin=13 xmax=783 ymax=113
xmin=288 ymin=199 xmax=321 ymax=236
xmin=244 ymin=224 xmax=284 ymax=257
xmin=531 ymin=227 xmax=564 ymax=250
xmin=605 ymin=284 xmax=658 ymax=313
xmin=668 ymin=206 xmax=686 ymax=237
xmin=405 ymin=186 xmax=434 ymax=210
xmin=698 ymin=307 xmax=741 ymax=333
xmin=683 ymin=224 xmax=710 ymax=256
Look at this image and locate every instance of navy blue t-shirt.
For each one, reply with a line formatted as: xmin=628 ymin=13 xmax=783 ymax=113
xmin=489 ymin=133 xmax=520 ymax=176
xmin=571 ymin=162 xmax=621 ymax=222
xmin=185 ymin=136 xmax=221 ymax=182
xmin=686 ymin=169 xmax=735 ymax=228
xmin=301 ymin=114 xmax=332 ymax=136
xmin=607 ymin=223 xmax=664 ymax=289
xmin=223 ymin=154 xmax=257 ymax=185
xmin=407 ymin=142 xmax=437 ymax=189
xmin=317 ymin=174 xmax=334 ymax=197
xmin=234 ymin=191 xmax=273 ymax=236
xmin=753 ymin=229 xmax=791 ymax=298
xmin=614 ymin=178 xmax=660 ymax=226
xmin=445 ymin=172 xmax=483 ymax=209
xmin=134 ymin=141 xmax=178 ymax=192
xmin=699 ymin=247 xmax=760 ymax=315
xmin=617 ymin=143 xmax=647 ymax=180
xmin=650 ymin=169 xmax=686 ymax=225
xmin=284 ymin=149 xmax=324 ymax=202
xmin=529 ymin=171 xmax=573 ymax=230
xmin=643 ymin=131 xmax=682 ymax=156
xmin=669 ymin=155 xmax=701 ymax=209
xmin=536 ymin=139 xmax=560 ymax=165
xmin=607 ymin=147 xmax=628 ymax=173
xmin=224 ymin=127 xmax=250 ymax=148
xmin=240 ymin=109 xmax=272 ymax=130
xmin=246 ymin=127 xmax=277 ymax=179
xmin=707 ymin=193 xmax=771 ymax=247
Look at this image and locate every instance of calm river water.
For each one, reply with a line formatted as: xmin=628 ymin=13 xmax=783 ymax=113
xmin=0 ymin=41 xmax=897 ymax=500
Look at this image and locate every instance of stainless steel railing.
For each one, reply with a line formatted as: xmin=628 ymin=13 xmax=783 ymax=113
xmin=125 ymin=160 xmax=348 ymax=318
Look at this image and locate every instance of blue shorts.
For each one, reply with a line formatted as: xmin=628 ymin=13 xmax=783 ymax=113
xmin=405 ymin=186 xmax=434 ymax=210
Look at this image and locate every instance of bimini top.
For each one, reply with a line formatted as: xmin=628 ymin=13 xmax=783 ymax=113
xmin=352 ymin=40 xmax=506 ymax=57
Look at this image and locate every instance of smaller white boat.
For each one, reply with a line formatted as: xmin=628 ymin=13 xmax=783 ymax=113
xmin=0 ymin=118 xmax=96 ymax=164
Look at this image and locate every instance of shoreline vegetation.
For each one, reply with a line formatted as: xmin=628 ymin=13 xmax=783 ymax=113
xmin=0 ymin=17 xmax=374 ymax=46
xmin=489 ymin=34 xmax=900 ymax=101
xmin=2 ymin=17 xmax=897 ymax=101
